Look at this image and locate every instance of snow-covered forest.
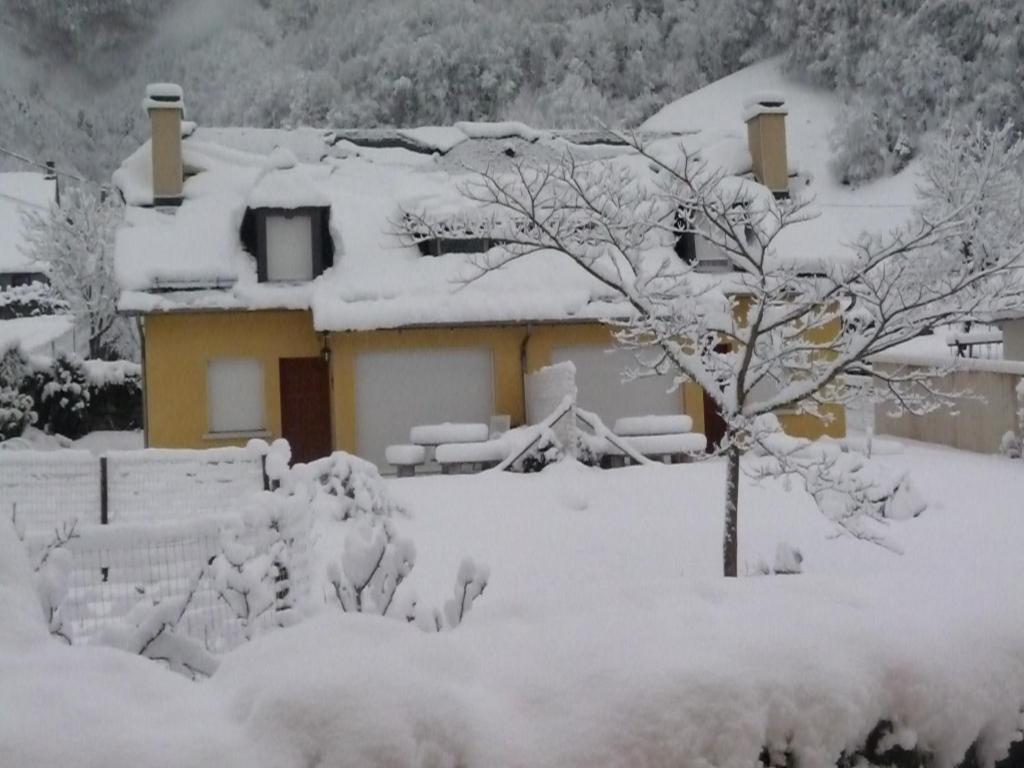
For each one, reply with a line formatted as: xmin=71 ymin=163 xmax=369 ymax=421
xmin=0 ymin=0 xmax=1021 ymax=181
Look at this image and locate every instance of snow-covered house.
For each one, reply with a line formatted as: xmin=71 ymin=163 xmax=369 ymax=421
xmin=0 ymin=171 xmax=85 ymax=357
xmin=111 ymin=63 xmax=901 ymax=467
xmin=0 ymin=171 xmax=55 ymax=288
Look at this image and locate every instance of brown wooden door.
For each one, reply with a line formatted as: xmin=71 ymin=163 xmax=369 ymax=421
xmin=279 ymin=357 xmax=332 ymax=464
xmin=702 ymin=388 xmax=727 ymax=453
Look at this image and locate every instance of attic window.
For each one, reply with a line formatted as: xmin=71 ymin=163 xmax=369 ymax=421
xmin=241 ymin=206 xmax=334 ymax=283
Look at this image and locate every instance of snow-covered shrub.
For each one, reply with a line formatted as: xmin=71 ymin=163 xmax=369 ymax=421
xmin=0 ymin=345 xmax=29 ymax=388
xmin=282 ymin=446 xmax=403 ymax=521
xmin=29 ymin=354 xmax=91 ymax=439
xmin=83 ymin=360 xmax=143 ymax=431
xmin=327 ymin=518 xmax=416 ymax=618
xmin=210 ymin=486 xmax=313 ymax=639
xmin=0 ymin=347 xmax=36 ymax=441
xmin=0 ymin=281 xmax=68 ymax=320
xmin=1000 ymin=431 xmax=1021 ymax=459
xmin=0 ymin=386 xmax=35 ymax=441
xmin=10 ymin=511 xmax=76 ymax=642
xmin=327 ymin=517 xmax=489 ymax=632
xmin=95 ymin=580 xmax=220 ymax=680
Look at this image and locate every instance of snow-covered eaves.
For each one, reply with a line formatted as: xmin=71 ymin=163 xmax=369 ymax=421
xmin=0 ymin=172 xmax=55 ymax=274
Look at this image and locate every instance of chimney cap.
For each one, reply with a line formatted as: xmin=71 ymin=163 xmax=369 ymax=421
xmin=143 ymin=83 xmax=185 ymax=112
xmin=743 ymin=91 xmax=787 ymax=121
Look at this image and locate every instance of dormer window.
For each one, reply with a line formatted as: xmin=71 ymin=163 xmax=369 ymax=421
xmin=241 ymin=206 xmax=334 ymax=283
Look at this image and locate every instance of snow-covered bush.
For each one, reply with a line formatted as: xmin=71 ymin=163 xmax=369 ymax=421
xmin=210 ymin=485 xmax=313 ymax=639
xmin=326 ymin=517 xmax=489 ymax=632
xmin=83 ymin=360 xmax=143 ymax=431
xmin=10 ymin=511 xmax=76 ymax=643
xmin=95 ymin=578 xmax=220 ymax=680
xmin=999 ymin=431 xmax=1021 ymax=459
xmin=0 ymin=386 xmax=35 ymax=441
xmin=327 ymin=518 xmax=415 ymax=618
xmin=0 ymin=281 xmax=68 ymax=320
xmin=29 ymin=354 xmax=91 ymax=439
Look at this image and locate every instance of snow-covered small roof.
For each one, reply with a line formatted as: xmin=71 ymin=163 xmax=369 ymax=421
xmin=0 ymin=173 xmax=56 ymax=275
xmin=113 ymin=59 xmax=922 ymax=331
xmin=0 ymin=314 xmax=75 ymax=356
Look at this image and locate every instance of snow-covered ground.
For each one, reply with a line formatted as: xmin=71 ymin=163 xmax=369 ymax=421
xmin=3 ymin=438 xmax=1024 ymax=768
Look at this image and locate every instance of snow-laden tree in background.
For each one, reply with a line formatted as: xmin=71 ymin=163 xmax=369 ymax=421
xmin=19 ymin=185 xmax=137 ymax=360
xmin=459 ymin=122 xmax=1024 ymax=577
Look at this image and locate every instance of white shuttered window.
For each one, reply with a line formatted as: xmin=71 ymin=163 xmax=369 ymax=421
xmin=207 ymin=358 xmax=265 ymax=433
xmin=266 ymin=213 xmax=314 ymax=282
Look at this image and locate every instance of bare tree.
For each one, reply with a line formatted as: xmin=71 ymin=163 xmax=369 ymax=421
xmin=403 ymin=122 xmax=1024 ymax=577
xmin=19 ymin=184 xmax=137 ymax=360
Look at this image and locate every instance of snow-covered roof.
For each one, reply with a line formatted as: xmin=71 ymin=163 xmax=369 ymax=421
xmin=642 ymin=58 xmax=921 ymax=265
xmin=0 ymin=173 xmax=56 ymax=274
xmin=0 ymin=314 xmax=75 ymax=356
xmin=113 ymin=60 xmax=922 ymax=331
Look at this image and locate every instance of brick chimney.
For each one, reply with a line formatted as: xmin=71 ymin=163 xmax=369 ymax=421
xmin=144 ymin=83 xmax=185 ymax=206
xmin=743 ymin=93 xmax=789 ymax=198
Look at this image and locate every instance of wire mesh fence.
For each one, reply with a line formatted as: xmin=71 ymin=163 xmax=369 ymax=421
xmin=53 ymin=519 xmax=248 ymax=651
xmin=2 ymin=446 xmax=266 ymax=534
xmin=8 ymin=446 xmax=277 ymax=651
xmin=105 ymin=448 xmax=266 ymax=524
xmin=1 ymin=450 xmax=100 ymax=533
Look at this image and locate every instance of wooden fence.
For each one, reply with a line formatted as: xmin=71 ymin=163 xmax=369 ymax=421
xmin=871 ymin=354 xmax=1024 ymax=454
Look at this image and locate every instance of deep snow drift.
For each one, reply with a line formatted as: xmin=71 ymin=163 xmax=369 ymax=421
xmin=2 ymin=440 xmax=1024 ymax=768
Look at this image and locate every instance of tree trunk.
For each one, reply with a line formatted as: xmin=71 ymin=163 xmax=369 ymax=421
xmin=723 ymin=443 xmax=740 ymax=577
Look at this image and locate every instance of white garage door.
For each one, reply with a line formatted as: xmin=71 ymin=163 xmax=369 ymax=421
xmin=551 ymin=345 xmax=682 ymax=427
xmin=355 ymin=348 xmax=494 ymax=471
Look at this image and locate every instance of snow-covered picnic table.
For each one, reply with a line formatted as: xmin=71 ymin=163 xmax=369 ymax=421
xmin=388 ymin=422 xmax=492 ymax=476
xmin=606 ymin=413 xmax=705 ymax=465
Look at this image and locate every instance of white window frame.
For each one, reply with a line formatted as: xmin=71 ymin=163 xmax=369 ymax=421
xmin=205 ymin=357 xmax=267 ymax=437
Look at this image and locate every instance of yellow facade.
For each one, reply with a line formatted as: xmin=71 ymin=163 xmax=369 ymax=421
xmin=142 ymin=309 xmax=841 ymax=454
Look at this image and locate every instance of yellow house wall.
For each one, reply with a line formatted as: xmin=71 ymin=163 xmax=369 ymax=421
xmin=143 ymin=310 xmax=321 ymax=449
xmin=143 ymin=310 xmax=838 ymax=452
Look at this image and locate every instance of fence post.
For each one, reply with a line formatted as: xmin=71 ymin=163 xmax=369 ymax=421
xmin=99 ymin=456 xmax=109 ymax=582
xmin=99 ymin=457 xmax=109 ymax=525
xmin=261 ymin=454 xmax=271 ymax=491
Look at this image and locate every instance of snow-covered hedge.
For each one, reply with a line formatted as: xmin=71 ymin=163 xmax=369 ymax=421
xmin=0 ymin=351 xmax=142 ymax=441
xmin=0 ymin=281 xmax=68 ymax=320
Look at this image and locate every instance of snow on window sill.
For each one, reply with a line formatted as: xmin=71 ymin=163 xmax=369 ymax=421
xmin=202 ymin=429 xmax=271 ymax=440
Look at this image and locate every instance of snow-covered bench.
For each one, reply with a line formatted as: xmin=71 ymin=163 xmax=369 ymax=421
xmin=604 ymin=432 xmax=707 ymax=465
xmin=612 ymin=415 xmax=694 ymax=437
xmin=606 ymin=414 xmax=704 ymax=465
xmin=434 ymin=439 xmax=509 ymax=474
xmin=404 ymin=422 xmax=492 ymax=475
xmin=385 ymin=444 xmax=427 ymax=478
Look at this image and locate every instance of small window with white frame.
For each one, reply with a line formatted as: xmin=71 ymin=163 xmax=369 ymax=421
xmin=207 ymin=357 xmax=265 ymax=435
